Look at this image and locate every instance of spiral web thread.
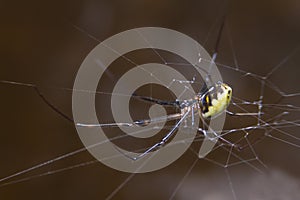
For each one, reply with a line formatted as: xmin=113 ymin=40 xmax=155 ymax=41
xmin=1 ymin=19 xmax=300 ymax=200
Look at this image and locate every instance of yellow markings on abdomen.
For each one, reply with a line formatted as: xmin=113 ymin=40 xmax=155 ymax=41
xmin=200 ymin=83 xmax=232 ymax=119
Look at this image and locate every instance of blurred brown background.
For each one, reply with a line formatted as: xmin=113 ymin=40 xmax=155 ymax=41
xmin=1 ymin=0 xmax=300 ymax=199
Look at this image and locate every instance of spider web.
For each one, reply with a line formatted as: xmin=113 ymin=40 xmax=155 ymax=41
xmin=1 ymin=1 xmax=300 ymax=199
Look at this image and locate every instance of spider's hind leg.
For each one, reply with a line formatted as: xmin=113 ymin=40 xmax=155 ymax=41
xmin=116 ymin=109 xmax=191 ymax=161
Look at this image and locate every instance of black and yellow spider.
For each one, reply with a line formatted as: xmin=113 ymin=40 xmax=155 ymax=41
xmin=76 ymin=81 xmax=233 ymax=160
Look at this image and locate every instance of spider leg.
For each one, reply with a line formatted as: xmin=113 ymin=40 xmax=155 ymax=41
xmin=76 ymin=113 xmax=182 ymax=128
xmin=132 ymin=93 xmax=180 ymax=108
xmin=119 ymin=109 xmax=191 ymax=161
xmin=57 ymin=88 xmax=193 ymax=128
xmin=198 ymin=121 xmax=235 ymax=147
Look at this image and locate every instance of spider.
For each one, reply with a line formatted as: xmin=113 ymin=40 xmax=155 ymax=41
xmin=76 ymin=81 xmax=237 ymax=161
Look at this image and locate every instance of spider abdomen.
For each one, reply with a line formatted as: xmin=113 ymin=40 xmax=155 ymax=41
xmin=200 ymin=83 xmax=232 ymax=119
